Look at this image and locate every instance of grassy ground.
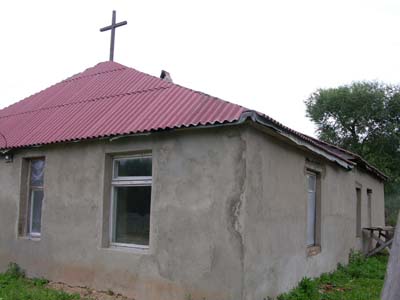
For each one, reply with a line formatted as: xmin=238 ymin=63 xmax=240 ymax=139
xmin=277 ymin=252 xmax=388 ymax=300
xmin=0 ymin=254 xmax=389 ymax=300
xmin=0 ymin=263 xmax=80 ymax=300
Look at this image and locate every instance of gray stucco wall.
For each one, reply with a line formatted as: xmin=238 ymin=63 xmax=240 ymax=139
xmin=0 ymin=128 xmax=247 ymax=300
xmin=243 ymin=126 xmax=385 ymax=299
xmin=0 ymin=125 xmax=385 ymax=300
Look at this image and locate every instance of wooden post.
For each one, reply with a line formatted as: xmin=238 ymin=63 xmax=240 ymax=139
xmin=381 ymin=212 xmax=400 ymax=300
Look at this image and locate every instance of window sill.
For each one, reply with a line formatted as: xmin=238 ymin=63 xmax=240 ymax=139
xmin=307 ymin=245 xmax=321 ymax=257
xmin=18 ymin=235 xmax=41 ymax=242
xmin=105 ymin=243 xmax=150 ymax=255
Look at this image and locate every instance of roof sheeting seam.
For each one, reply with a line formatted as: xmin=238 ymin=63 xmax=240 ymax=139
xmin=0 ymin=86 xmax=171 ymax=120
xmin=62 ymin=67 xmax=127 ymax=83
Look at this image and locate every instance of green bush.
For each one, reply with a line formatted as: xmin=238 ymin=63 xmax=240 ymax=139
xmin=5 ymin=262 xmax=25 ymax=279
xmin=32 ymin=278 xmax=50 ymax=287
xmin=277 ymin=277 xmax=319 ymax=300
xmin=0 ymin=263 xmax=80 ymax=300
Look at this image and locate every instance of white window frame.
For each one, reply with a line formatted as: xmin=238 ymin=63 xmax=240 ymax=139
xmin=27 ymin=158 xmax=45 ymax=238
xmin=110 ymin=154 xmax=152 ymax=249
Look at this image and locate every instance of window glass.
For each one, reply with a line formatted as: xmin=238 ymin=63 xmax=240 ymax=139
xmin=307 ymin=173 xmax=317 ymax=246
xmin=31 ymin=159 xmax=45 ymax=186
xmin=115 ymin=157 xmax=152 ymax=178
xmin=367 ymin=189 xmax=372 ymax=227
xmin=31 ymin=190 xmax=43 ymax=234
xmin=307 ymin=190 xmax=316 ymax=245
xmin=114 ymin=186 xmax=151 ymax=245
xmin=307 ymin=173 xmax=316 ymax=192
xmin=356 ymin=188 xmax=362 ymax=237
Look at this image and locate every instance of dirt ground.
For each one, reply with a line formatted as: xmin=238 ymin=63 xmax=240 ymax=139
xmin=47 ymin=282 xmax=135 ymax=300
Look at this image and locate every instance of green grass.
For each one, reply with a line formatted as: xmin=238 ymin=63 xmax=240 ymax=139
xmin=0 ymin=254 xmax=389 ymax=300
xmin=0 ymin=263 xmax=80 ymax=300
xmin=277 ymin=252 xmax=388 ymax=300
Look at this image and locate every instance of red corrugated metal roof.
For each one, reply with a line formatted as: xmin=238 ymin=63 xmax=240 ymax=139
xmin=0 ymin=61 xmax=387 ymax=180
xmin=0 ymin=61 xmax=246 ymax=149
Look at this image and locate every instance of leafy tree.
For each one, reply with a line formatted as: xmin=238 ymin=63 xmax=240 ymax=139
xmin=305 ymin=81 xmax=400 ymax=224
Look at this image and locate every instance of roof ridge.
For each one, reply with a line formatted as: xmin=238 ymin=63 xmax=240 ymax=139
xmin=0 ymin=62 xmax=124 ymax=114
xmin=171 ymin=82 xmax=248 ymax=111
xmin=62 ymin=66 xmax=127 ymax=83
xmin=115 ymin=63 xmax=248 ymax=111
xmin=0 ymin=85 xmax=171 ymax=120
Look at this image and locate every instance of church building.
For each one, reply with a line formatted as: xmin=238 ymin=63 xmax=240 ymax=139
xmin=0 ymin=60 xmax=386 ymax=300
xmin=0 ymin=11 xmax=386 ymax=300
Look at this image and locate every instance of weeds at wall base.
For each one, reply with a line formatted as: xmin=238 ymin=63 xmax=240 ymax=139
xmin=276 ymin=251 xmax=388 ymax=300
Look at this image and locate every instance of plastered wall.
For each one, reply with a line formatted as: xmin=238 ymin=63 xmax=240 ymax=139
xmin=242 ymin=127 xmax=385 ymax=299
xmin=0 ymin=125 xmax=385 ymax=300
xmin=0 ymin=128 xmax=246 ymax=300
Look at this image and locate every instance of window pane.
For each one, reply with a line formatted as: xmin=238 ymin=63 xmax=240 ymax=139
xmin=356 ymin=188 xmax=361 ymax=237
xmin=115 ymin=157 xmax=152 ymax=177
xmin=307 ymin=173 xmax=316 ymax=192
xmin=307 ymin=191 xmax=316 ymax=245
xmin=114 ymin=186 xmax=151 ymax=245
xmin=31 ymin=190 xmax=43 ymax=234
xmin=31 ymin=159 xmax=45 ymax=186
xmin=367 ymin=189 xmax=372 ymax=227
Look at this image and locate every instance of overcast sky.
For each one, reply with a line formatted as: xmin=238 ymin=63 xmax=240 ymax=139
xmin=1 ymin=0 xmax=400 ymax=136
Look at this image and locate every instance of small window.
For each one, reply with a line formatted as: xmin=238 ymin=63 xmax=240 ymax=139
xmin=28 ymin=158 xmax=45 ymax=237
xmin=110 ymin=155 xmax=152 ymax=249
xmin=356 ymin=187 xmax=362 ymax=237
xmin=367 ymin=189 xmax=372 ymax=227
xmin=306 ymin=172 xmax=317 ymax=246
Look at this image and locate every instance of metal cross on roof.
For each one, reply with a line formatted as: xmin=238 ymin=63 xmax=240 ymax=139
xmin=100 ymin=10 xmax=127 ymax=61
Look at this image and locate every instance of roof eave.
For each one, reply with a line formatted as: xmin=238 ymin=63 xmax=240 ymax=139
xmin=240 ymin=111 xmax=388 ymax=181
xmin=240 ymin=110 xmax=355 ymax=170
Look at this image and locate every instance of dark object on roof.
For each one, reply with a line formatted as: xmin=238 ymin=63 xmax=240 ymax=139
xmin=0 ymin=61 xmax=386 ymax=180
xmin=160 ymin=70 xmax=173 ymax=82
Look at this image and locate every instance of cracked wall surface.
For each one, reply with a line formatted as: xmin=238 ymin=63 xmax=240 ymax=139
xmin=0 ymin=127 xmax=247 ymax=300
xmin=0 ymin=124 xmax=385 ymax=300
xmin=242 ymin=126 xmax=385 ymax=299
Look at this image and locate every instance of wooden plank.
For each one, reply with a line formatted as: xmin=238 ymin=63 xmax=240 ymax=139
xmin=363 ymin=226 xmax=394 ymax=231
xmin=370 ymin=233 xmax=386 ymax=244
xmin=367 ymin=239 xmax=393 ymax=257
